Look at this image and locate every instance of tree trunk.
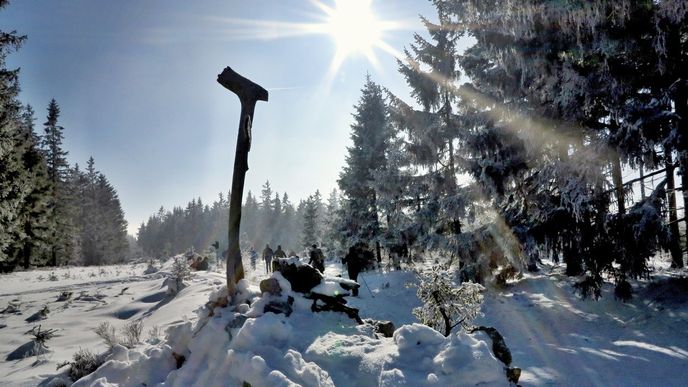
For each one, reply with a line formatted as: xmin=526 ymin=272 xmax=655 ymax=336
xmin=226 ymin=103 xmax=254 ymax=294
xmin=611 ymin=156 xmax=625 ymax=215
xmin=639 ymin=164 xmax=646 ymax=200
xmin=432 ymin=291 xmax=452 ymax=337
xmin=674 ymin=84 xmax=687 ymax=267
xmin=564 ymin=238 xmax=582 ymax=276
xmin=665 ymin=147 xmax=684 ymax=268
xmin=375 ymin=241 xmax=382 ymax=264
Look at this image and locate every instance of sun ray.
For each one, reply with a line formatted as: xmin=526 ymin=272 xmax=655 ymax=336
xmin=213 ymin=1 xmax=416 ymax=87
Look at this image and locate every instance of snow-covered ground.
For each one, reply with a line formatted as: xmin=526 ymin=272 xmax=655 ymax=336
xmin=478 ymin=261 xmax=688 ymax=386
xmin=0 ymin=262 xmax=227 ymax=386
xmin=1 ymin=257 xmax=686 ymax=386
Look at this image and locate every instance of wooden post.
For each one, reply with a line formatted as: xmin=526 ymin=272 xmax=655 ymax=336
xmin=217 ymin=67 xmax=269 ymax=294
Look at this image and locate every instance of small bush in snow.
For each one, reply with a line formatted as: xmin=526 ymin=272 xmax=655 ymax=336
xmin=24 ymin=325 xmax=57 ymax=360
xmin=171 ymin=256 xmax=191 ymax=288
xmin=48 ymin=272 xmax=58 ymax=281
xmin=147 ymin=325 xmax=162 ymax=344
xmin=94 ymin=320 xmax=144 ymax=349
xmin=122 ymin=319 xmax=143 ymax=348
xmin=57 ymin=348 xmax=104 ymax=382
xmin=143 ymin=260 xmax=159 ymax=275
xmin=411 ymin=265 xmax=484 ymax=336
xmin=27 ymin=324 xmax=57 ymax=343
xmin=94 ymin=322 xmax=118 ymax=350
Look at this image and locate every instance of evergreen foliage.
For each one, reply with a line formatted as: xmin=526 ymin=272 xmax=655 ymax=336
xmin=0 ymin=12 xmax=28 ymax=270
xmin=0 ymin=4 xmax=129 ymax=270
xmin=412 ymin=265 xmax=484 ymax=336
xmin=137 ymin=182 xmax=330 ymax=259
xmin=331 ymin=0 xmax=686 ymax=297
xmin=337 ymin=76 xmax=392 ymax=257
xmin=301 ymin=193 xmax=320 ymax=249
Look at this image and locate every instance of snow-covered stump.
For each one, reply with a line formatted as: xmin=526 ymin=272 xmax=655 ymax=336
xmin=271 ymin=257 xmax=323 ymax=293
xmin=471 ymin=325 xmax=521 ymax=384
xmin=271 ymin=257 xmax=363 ymax=324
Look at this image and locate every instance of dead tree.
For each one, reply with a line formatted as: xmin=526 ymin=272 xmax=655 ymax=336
xmin=217 ymin=67 xmax=268 ymax=294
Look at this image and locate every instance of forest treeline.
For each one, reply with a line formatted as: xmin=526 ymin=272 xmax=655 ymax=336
xmin=0 ymin=8 xmax=129 ymax=271
xmin=137 ymin=183 xmax=341 ymax=259
xmin=139 ymin=1 xmax=687 ymax=299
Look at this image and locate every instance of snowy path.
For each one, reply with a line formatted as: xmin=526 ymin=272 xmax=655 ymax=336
xmin=479 ymin=265 xmax=688 ymax=386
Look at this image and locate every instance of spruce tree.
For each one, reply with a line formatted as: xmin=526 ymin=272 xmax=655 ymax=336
xmin=40 ymin=98 xmax=75 ymax=266
xmin=94 ymin=172 xmax=128 ymax=263
xmin=0 ymin=20 xmax=27 ymax=270
xmin=259 ymin=180 xmax=273 ymax=246
xmin=338 ymin=76 xmax=391 ymax=255
xmin=436 ymin=0 xmax=685 ymax=290
xmin=301 ymin=195 xmax=319 ymax=248
xmin=14 ymin=105 xmax=51 ymax=268
xmin=322 ymin=189 xmax=342 ymax=258
xmin=390 ymin=9 xmax=476 ymax=263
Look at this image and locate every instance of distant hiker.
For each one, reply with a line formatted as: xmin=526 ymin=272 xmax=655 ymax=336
xmin=196 ymin=255 xmax=209 ymax=271
xmin=308 ymin=244 xmax=325 ymax=273
xmin=343 ymin=245 xmax=363 ymax=296
xmin=274 ymin=245 xmax=287 ymax=259
xmin=249 ymin=246 xmax=258 ymax=270
xmin=262 ymin=244 xmax=274 ymax=274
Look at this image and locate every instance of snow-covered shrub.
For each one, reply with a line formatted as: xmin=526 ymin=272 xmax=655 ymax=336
xmin=411 ymin=265 xmax=484 ymax=336
xmin=147 ymin=325 xmax=162 ymax=344
xmin=9 ymin=325 xmax=58 ymax=362
xmin=94 ymin=320 xmax=144 ymax=349
xmin=48 ymin=272 xmax=58 ymax=281
xmin=94 ymin=322 xmax=118 ymax=350
xmin=122 ymin=320 xmax=143 ymax=348
xmin=171 ymin=256 xmax=191 ymax=290
xmin=28 ymin=324 xmax=56 ymax=343
xmin=143 ymin=260 xmax=159 ymax=275
xmin=57 ymin=348 xmax=104 ymax=382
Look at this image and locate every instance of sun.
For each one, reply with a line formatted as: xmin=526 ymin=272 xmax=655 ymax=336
xmin=217 ymin=0 xmax=410 ymax=79
xmin=317 ymin=0 xmax=384 ymax=72
xmin=325 ymin=0 xmax=382 ymax=60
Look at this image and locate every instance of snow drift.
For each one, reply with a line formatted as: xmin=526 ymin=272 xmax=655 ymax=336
xmin=64 ymin=272 xmax=505 ymax=386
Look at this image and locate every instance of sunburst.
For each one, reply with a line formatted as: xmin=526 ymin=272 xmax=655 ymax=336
xmin=215 ymin=0 xmax=412 ymax=81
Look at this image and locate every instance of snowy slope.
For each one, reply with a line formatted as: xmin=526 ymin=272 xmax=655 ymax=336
xmin=58 ymin=263 xmax=505 ymax=386
xmin=0 ymin=262 xmax=225 ymax=386
xmin=477 ymin=261 xmax=688 ymax=386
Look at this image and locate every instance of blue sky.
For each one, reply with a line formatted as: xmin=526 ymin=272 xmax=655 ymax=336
xmin=1 ymin=0 xmax=439 ymax=235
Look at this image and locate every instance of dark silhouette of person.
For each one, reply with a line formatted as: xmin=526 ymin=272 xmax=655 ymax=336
xmin=343 ymin=245 xmax=362 ymax=296
xmin=274 ymin=245 xmax=287 ymax=259
xmin=308 ymin=244 xmax=325 ymax=273
xmin=262 ymin=244 xmax=274 ymax=274
xmin=249 ymin=246 xmax=258 ymax=270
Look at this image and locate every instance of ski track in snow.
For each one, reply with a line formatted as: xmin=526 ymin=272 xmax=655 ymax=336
xmin=1 ymin=258 xmax=687 ymax=386
xmin=0 ymin=275 xmax=160 ymax=298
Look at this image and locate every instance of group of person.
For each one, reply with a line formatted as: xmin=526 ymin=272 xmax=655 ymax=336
xmin=255 ymin=243 xmax=326 ymax=274
xmin=260 ymin=244 xmax=287 ymax=274
xmin=250 ymin=241 xmax=375 ymax=298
